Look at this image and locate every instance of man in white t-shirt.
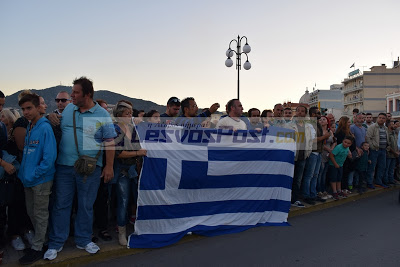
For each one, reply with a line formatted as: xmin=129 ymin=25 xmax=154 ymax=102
xmin=216 ymin=99 xmax=247 ymax=131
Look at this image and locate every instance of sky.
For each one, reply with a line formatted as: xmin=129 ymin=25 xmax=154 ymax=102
xmin=1 ymin=0 xmax=400 ymax=111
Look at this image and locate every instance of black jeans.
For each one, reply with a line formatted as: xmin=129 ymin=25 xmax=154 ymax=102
xmin=357 ymin=170 xmax=367 ymax=190
xmin=94 ymin=179 xmax=109 ymax=232
xmin=0 ymin=178 xmax=32 ymax=240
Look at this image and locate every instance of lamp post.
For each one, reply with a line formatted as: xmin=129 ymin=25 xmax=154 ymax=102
xmin=225 ymin=35 xmax=251 ymax=100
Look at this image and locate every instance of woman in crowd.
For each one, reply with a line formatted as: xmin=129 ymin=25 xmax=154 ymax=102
xmin=113 ymin=100 xmax=147 ymax=246
xmin=317 ymin=116 xmax=336 ymax=199
xmin=0 ymin=106 xmax=33 ymax=251
xmin=0 ymin=109 xmax=19 ymax=137
xmin=261 ymin=109 xmax=273 ymax=128
xmin=145 ymin=110 xmax=161 ymax=124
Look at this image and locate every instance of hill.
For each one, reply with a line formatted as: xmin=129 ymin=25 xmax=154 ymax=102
xmin=4 ymin=85 xmax=166 ymax=113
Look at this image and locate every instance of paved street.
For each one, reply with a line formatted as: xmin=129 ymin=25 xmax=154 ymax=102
xmin=87 ymin=190 xmax=400 ymax=267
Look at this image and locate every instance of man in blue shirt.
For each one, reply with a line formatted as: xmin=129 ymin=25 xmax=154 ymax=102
xmin=350 ymin=113 xmax=367 ymax=150
xmin=45 ymin=77 xmax=116 ymax=261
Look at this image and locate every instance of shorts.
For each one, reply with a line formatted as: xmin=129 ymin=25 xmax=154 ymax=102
xmin=327 ymin=165 xmax=343 ymax=183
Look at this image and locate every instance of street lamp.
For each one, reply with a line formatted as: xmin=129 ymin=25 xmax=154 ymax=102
xmin=225 ymin=35 xmax=251 ymax=100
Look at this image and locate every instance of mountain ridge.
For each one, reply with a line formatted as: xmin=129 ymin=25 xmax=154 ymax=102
xmin=3 ymin=85 xmax=166 ymax=113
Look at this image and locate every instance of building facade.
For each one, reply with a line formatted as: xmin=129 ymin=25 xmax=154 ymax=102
xmin=386 ymin=92 xmax=400 ymax=118
xmin=308 ymin=87 xmax=343 ymax=110
xmin=342 ymin=64 xmax=400 ymax=116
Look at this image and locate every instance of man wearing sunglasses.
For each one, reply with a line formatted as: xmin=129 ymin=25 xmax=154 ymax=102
xmin=160 ymin=97 xmax=181 ymax=124
xmin=54 ymin=91 xmax=71 ymax=115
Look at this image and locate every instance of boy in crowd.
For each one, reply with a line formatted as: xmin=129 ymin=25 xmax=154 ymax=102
xmin=328 ymin=135 xmax=353 ymax=200
xmin=17 ymin=94 xmax=57 ymax=265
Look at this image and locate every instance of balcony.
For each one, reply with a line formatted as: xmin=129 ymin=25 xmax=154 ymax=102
xmin=344 ymin=96 xmax=363 ymax=105
xmin=343 ymin=85 xmax=363 ymax=94
xmin=391 ymin=111 xmax=400 ymax=117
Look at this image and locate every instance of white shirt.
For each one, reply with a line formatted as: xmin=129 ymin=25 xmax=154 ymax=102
xmin=216 ymin=116 xmax=247 ymax=130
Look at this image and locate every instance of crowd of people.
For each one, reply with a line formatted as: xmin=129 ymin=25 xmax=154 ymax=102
xmin=0 ymin=77 xmax=398 ymax=265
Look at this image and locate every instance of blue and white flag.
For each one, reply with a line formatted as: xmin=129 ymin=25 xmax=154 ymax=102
xmin=128 ymin=123 xmax=295 ymax=248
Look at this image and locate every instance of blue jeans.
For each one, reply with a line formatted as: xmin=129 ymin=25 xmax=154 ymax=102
xmin=292 ymin=160 xmax=306 ymax=203
xmin=317 ymin=161 xmax=329 ymax=193
xmin=385 ymin=158 xmax=396 ymax=184
xmin=48 ymin=165 xmax=101 ymax=249
xmin=347 ymin=170 xmax=355 ymax=188
xmin=367 ymin=149 xmax=386 ymax=185
xmin=301 ymin=153 xmax=321 ymax=199
xmin=116 ymin=172 xmax=139 ymax=227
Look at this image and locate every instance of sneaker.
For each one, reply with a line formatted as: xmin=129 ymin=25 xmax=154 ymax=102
xmin=367 ymin=184 xmax=375 ymax=189
xmin=326 ymin=194 xmax=333 ymax=199
xmin=332 ymin=192 xmax=340 ymax=200
xmin=11 ymin=236 xmax=26 ymax=251
xmin=348 ymin=185 xmax=353 ymax=190
xmin=315 ymin=196 xmax=327 ymax=202
xmin=304 ymin=198 xmax=316 ymax=205
xmin=76 ymin=242 xmax=100 ymax=254
xmin=291 ymin=200 xmax=305 ymax=208
xmin=43 ymin=247 xmax=63 ymax=261
xmin=339 ymin=191 xmax=348 ymax=198
xmin=375 ymin=183 xmax=389 ymax=188
xmin=129 ymin=215 xmax=136 ymax=225
xmin=19 ymin=249 xmax=43 ymax=265
xmin=321 ymin=194 xmax=329 ymax=200
xmin=24 ymin=230 xmax=34 ymax=246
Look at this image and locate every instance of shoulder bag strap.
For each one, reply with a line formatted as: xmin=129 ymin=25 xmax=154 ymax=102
xmin=73 ymin=110 xmax=81 ymax=157
xmin=73 ymin=110 xmax=103 ymax=159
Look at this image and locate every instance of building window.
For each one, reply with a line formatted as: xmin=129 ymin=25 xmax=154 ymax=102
xmin=396 ymin=99 xmax=400 ymax=112
xmin=389 ymin=100 xmax=393 ymax=113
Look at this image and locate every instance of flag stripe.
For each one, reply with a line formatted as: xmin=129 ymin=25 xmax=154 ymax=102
xmin=132 ymin=210 xmax=289 ymax=235
xmin=207 ymin=161 xmax=294 ymax=176
xmin=179 ymin=161 xmax=293 ymax=189
xmin=208 ymin=149 xmax=294 ymax=162
xmin=129 ymin=221 xmax=289 ymax=248
xmin=137 ymin=199 xmax=290 ymax=220
xmin=137 ymin=187 xmax=292 ymax=206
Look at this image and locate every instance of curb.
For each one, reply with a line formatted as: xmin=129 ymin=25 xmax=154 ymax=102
xmin=288 ymin=186 xmax=398 ymax=218
xmin=24 ymin=186 xmax=398 ymax=266
xmin=30 ymin=234 xmax=205 ymax=266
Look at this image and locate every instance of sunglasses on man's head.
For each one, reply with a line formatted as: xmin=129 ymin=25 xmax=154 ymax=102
xmin=55 ymin=98 xmax=69 ymax=103
xmin=168 ymin=98 xmax=180 ymax=104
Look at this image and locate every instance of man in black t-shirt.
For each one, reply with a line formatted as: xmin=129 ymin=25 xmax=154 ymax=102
xmin=160 ymin=97 xmax=181 ymax=124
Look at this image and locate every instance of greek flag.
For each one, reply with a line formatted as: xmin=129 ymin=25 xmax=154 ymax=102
xmin=128 ymin=123 xmax=295 ymax=248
